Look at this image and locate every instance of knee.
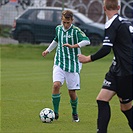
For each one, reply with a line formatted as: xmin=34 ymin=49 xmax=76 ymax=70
xmin=69 ymin=90 xmax=77 ymax=100
xmin=52 ymin=82 xmax=61 ymax=94
xmin=96 ymin=97 xmax=109 ymax=102
xmin=96 ymin=89 xmax=115 ymax=102
xmin=53 ymin=82 xmax=61 ymax=90
xmin=120 ymin=102 xmax=132 ymax=111
xmin=69 ymin=90 xmax=75 ymax=96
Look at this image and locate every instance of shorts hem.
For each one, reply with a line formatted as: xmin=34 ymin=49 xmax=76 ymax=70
xmin=68 ymin=88 xmax=80 ymax=90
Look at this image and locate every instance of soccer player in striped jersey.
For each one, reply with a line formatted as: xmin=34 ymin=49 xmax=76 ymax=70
xmin=42 ymin=10 xmax=90 ymax=122
xmin=78 ymin=0 xmax=133 ymax=132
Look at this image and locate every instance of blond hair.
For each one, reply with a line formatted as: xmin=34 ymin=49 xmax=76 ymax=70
xmin=62 ymin=10 xmax=73 ymax=20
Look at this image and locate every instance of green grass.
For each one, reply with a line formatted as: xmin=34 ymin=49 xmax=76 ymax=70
xmin=0 ymin=25 xmax=12 ymax=37
xmin=1 ymin=44 xmax=132 ymax=133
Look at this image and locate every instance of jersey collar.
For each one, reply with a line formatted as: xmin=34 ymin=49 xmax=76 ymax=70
xmin=62 ymin=24 xmax=73 ymax=32
xmin=105 ymin=14 xmax=118 ymax=29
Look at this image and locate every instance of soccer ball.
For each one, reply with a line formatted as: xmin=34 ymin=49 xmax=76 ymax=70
xmin=39 ymin=108 xmax=55 ymax=123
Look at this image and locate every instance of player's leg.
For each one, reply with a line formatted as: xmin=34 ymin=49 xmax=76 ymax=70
xmin=52 ymin=65 xmax=65 ymax=119
xmin=117 ymin=75 xmax=133 ymax=130
xmin=52 ymin=81 xmax=61 ymax=119
xmin=96 ymin=89 xmax=115 ymax=133
xmin=121 ymin=101 xmax=133 ymax=130
xmin=66 ymin=72 xmax=80 ymax=122
xmin=69 ymin=90 xmax=78 ymax=114
xmin=69 ymin=90 xmax=79 ymax=122
xmin=96 ymin=72 xmax=116 ymax=133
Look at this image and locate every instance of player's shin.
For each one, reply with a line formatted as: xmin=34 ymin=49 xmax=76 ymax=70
xmin=70 ymin=97 xmax=78 ymax=115
xmin=122 ymin=106 xmax=133 ymax=130
xmin=97 ymin=100 xmax=111 ymax=133
xmin=52 ymin=94 xmax=61 ymax=114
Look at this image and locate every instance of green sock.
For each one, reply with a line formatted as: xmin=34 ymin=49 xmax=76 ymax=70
xmin=70 ymin=97 xmax=78 ymax=114
xmin=52 ymin=94 xmax=60 ymax=114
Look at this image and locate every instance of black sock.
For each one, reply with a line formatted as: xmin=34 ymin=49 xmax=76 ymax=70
xmin=97 ymin=100 xmax=111 ymax=133
xmin=122 ymin=106 xmax=133 ymax=130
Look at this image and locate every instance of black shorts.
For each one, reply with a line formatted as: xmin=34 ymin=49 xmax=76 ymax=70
xmin=102 ymin=71 xmax=133 ymax=103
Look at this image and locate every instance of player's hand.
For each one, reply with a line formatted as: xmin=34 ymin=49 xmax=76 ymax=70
xmin=63 ymin=43 xmax=72 ymax=48
xmin=63 ymin=43 xmax=79 ymax=48
xmin=42 ymin=50 xmax=49 ymax=57
xmin=77 ymin=54 xmax=91 ymax=63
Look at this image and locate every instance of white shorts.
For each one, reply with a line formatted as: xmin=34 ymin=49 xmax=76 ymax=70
xmin=53 ymin=65 xmax=80 ymax=90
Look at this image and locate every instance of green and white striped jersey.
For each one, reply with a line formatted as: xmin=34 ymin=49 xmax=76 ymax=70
xmin=54 ymin=24 xmax=89 ymax=73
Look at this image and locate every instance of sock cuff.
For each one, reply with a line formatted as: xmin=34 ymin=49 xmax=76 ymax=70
xmin=97 ymin=100 xmax=109 ymax=107
xmin=52 ymin=94 xmax=60 ymax=98
xmin=70 ymin=97 xmax=78 ymax=103
xmin=122 ymin=106 xmax=133 ymax=113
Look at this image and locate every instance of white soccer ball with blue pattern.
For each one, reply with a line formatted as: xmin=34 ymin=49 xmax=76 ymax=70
xmin=39 ymin=108 xmax=55 ymax=123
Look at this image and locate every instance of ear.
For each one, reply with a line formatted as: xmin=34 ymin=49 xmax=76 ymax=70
xmin=103 ymin=6 xmax=106 ymax=11
xmin=118 ymin=5 xmax=120 ymax=10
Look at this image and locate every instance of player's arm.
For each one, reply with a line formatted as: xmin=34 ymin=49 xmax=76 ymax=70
xmin=42 ymin=40 xmax=57 ymax=57
xmin=63 ymin=40 xmax=90 ymax=48
xmin=78 ymin=45 xmax=111 ymax=63
xmin=91 ymin=45 xmax=111 ymax=61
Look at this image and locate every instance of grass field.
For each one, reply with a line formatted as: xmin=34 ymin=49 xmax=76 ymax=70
xmin=1 ymin=44 xmax=132 ymax=133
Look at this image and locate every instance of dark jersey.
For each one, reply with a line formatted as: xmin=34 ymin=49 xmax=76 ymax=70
xmin=103 ymin=14 xmax=133 ymax=76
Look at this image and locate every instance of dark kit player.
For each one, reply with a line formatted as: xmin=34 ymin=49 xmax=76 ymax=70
xmin=78 ymin=0 xmax=133 ymax=132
